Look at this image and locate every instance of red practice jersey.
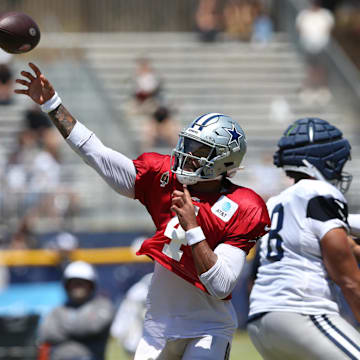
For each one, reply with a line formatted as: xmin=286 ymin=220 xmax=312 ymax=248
xmin=134 ymin=153 xmax=270 ymax=294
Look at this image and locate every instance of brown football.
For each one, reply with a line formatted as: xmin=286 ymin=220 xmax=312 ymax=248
xmin=0 ymin=12 xmax=40 ymax=54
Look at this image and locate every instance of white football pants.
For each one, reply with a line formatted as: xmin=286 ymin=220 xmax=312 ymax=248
xmin=247 ymin=312 xmax=360 ymax=360
xmin=134 ymin=334 xmax=231 ymax=360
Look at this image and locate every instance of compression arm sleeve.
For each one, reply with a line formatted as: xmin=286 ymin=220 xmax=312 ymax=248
xmin=199 ymin=243 xmax=246 ymax=300
xmin=66 ymin=121 xmax=136 ymax=198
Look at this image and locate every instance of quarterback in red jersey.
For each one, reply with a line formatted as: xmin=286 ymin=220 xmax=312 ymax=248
xmin=15 ymin=63 xmax=270 ymax=360
xmin=134 ymin=151 xmax=269 ymax=295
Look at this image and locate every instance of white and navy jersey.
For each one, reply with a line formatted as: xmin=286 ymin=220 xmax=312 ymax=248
xmin=249 ymin=179 xmax=349 ymax=317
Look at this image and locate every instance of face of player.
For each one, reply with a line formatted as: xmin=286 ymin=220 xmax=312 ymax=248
xmin=182 ymin=138 xmax=213 ymax=173
xmin=66 ymin=278 xmax=94 ymax=305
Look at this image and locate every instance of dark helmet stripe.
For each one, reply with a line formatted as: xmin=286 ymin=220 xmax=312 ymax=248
xmin=191 ymin=113 xmax=223 ymax=130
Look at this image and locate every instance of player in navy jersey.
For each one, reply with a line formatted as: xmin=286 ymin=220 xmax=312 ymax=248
xmin=15 ymin=63 xmax=270 ymax=360
xmin=248 ymin=117 xmax=360 ymax=360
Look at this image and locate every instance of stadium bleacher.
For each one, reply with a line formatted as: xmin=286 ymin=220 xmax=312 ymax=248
xmin=2 ymin=31 xmax=360 ymax=232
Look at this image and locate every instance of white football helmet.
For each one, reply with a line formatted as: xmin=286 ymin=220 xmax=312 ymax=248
xmin=171 ymin=113 xmax=247 ymax=185
xmin=63 ymin=261 xmax=97 ymax=284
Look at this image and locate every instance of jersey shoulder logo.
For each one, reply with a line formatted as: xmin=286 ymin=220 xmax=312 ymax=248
xmin=160 ymin=171 xmax=169 ymax=187
xmin=211 ymin=195 xmax=238 ymax=222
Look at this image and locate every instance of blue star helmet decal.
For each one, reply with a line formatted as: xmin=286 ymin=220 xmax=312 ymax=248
xmin=224 ymin=124 xmax=243 ymax=148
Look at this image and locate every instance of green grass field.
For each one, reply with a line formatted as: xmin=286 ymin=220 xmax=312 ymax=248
xmin=106 ymin=331 xmax=262 ymax=359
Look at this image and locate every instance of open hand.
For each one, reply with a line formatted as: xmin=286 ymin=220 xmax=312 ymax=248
xmin=171 ymin=184 xmax=198 ymax=231
xmin=15 ymin=62 xmax=55 ymax=105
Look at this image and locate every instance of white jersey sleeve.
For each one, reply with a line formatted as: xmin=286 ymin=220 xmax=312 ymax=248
xmin=249 ymin=179 xmax=349 ymax=318
xmin=66 ymin=121 xmax=136 ymax=199
xmin=348 ymin=214 xmax=360 ymax=238
xmin=306 ymin=193 xmax=348 ymax=240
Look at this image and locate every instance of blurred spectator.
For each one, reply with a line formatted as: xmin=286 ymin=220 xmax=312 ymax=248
xmin=0 ymin=63 xmax=14 ymax=105
xmin=4 ymin=127 xmax=61 ymax=216
xmin=140 ymin=105 xmax=180 ymax=152
xmin=269 ymin=96 xmax=294 ymax=124
xmin=296 ymin=0 xmax=335 ymax=105
xmin=122 ymin=57 xmax=179 ymax=153
xmin=9 ymin=213 xmax=38 ymax=249
xmin=24 ymin=105 xmax=52 ymax=133
xmin=195 ymin=0 xmax=221 ymax=42
xmin=128 ymin=57 xmax=162 ymax=116
xmin=45 ymin=232 xmax=79 ymax=270
xmin=251 ymin=1 xmax=273 ymax=46
xmin=110 ymin=272 xmax=153 ymax=358
xmin=333 ymin=1 xmax=360 ymax=70
xmin=47 ymin=232 xmax=79 ymax=253
xmin=2 ymin=106 xmax=78 ymax=236
xmin=123 ymin=57 xmax=164 ymax=153
xmin=38 ymin=261 xmax=114 ymax=360
xmin=296 ymin=0 xmax=334 ymax=54
xmin=223 ymin=0 xmax=256 ymax=41
xmin=23 ymin=106 xmax=62 ymax=161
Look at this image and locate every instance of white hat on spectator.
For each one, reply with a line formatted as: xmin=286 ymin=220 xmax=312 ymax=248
xmin=63 ymin=261 xmax=97 ymax=283
xmin=56 ymin=232 xmax=79 ymax=251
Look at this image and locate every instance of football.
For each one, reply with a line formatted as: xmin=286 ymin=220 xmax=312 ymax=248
xmin=0 ymin=12 xmax=40 ymax=54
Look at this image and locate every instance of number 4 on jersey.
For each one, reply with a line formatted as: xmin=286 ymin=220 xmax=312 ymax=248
xmin=162 ymin=206 xmax=199 ymax=261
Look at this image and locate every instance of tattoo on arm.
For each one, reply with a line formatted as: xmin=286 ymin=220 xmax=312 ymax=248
xmin=48 ymin=104 xmax=77 ymax=138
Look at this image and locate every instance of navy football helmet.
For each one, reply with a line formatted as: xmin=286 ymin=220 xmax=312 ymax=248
xmin=171 ymin=113 xmax=247 ymax=185
xmin=274 ymin=117 xmax=352 ymax=193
